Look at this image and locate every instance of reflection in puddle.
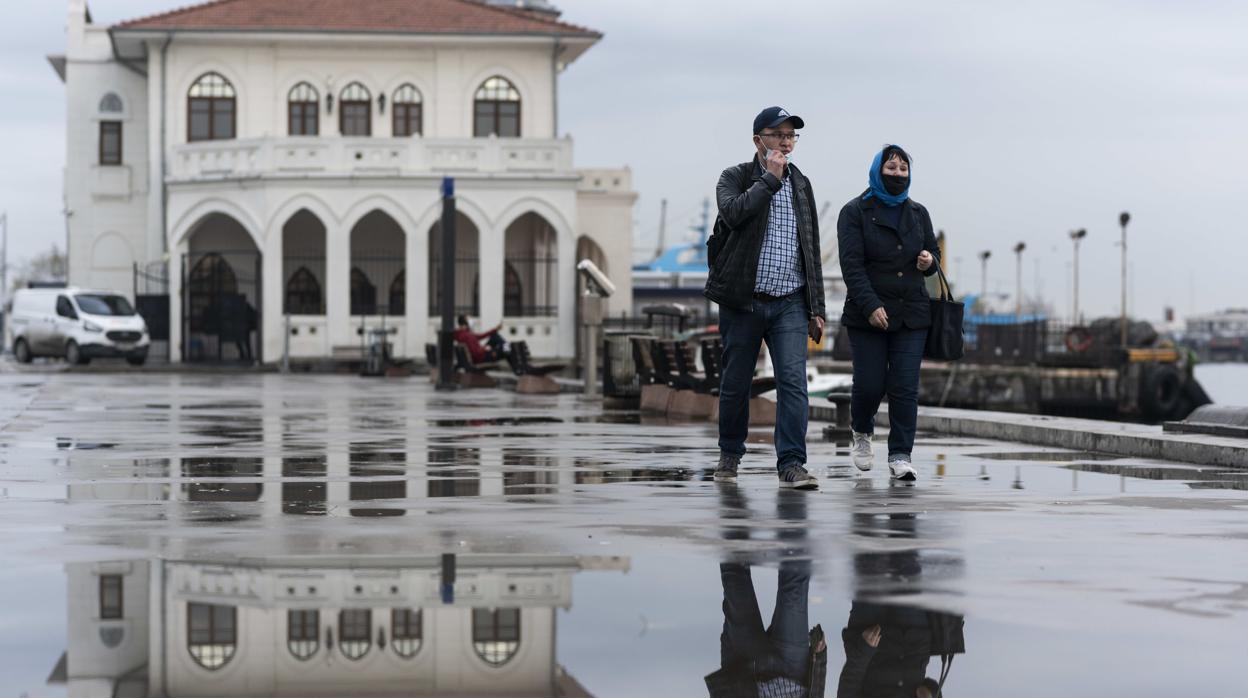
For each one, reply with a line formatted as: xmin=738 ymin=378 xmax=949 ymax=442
xmin=49 ymin=554 xmax=629 ymax=695
xmin=1065 ymin=462 xmax=1248 ymax=491
xmin=183 ymin=457 xmax=263 ymax=502
xmin=969 ymin=450 xmax=1122 ymax=462
xmin=426 ymin=416 xmax=564 ymax=427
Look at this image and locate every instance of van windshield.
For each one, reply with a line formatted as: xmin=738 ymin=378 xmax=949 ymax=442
xmin=75 ymin=294 xmax=136 ymax=316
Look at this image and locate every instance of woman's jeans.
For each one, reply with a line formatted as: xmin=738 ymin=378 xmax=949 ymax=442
xmin=718 ymin=293 xmax=809 ymax=471
xmin=847 ymin=327 xmax=926 ymax=458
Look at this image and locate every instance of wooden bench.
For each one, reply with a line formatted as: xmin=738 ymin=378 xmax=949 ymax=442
xmin=699 ymin=338 xmax=778 ymax=425
xmin=506 ymin=341 xmax=563 ymax=394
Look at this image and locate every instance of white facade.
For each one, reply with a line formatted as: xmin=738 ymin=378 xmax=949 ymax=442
xmin=55 ymin=0 xmax=636 ymax=362
xmin=56 ymin=555 xmax=620 ymax=696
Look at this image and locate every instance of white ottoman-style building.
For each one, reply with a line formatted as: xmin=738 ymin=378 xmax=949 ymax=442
xmin=51 ymin=0 xmax=635 ymax=363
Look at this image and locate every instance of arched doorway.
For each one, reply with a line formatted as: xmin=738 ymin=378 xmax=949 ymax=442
xmin=428 ymin=211 xmax=480 ymax=317
xmin=349 ymin=211 xmax=405 ymax=317
xmin=184 ymin=213 xmax=261 ymax=363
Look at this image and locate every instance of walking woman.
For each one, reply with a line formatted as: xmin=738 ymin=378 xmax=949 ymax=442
xmin=837 ymin=145 xmax=940 ymax=481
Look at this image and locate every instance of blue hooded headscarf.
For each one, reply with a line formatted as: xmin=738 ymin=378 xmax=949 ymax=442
xmin=863 ymin=145 xmax=910 ymax=207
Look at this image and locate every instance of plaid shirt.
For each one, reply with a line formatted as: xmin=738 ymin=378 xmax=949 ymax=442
xmin=754 ymin=166 xmax=805 ymax=296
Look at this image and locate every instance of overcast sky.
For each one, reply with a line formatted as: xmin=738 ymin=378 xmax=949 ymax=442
xmin=2 ymin=0 xmax=1245 ymax=320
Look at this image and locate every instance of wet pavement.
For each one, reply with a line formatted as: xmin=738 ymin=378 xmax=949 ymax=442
xmin=1 ymin=373 xmax=1246 ymax=697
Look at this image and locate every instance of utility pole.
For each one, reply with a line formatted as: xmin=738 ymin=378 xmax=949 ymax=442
xmin=655 ymin=199 xmax=668 ymax=262
xmin=1013 ymin=242 xmax=1026 ymax=319
xmin=979 ymin=250 xmax=991 ymax=299
xmin=1119 ymin=211 xmax=1130 ymax=346
xmin=1069 ymin=228 xmax=1087 ymax=322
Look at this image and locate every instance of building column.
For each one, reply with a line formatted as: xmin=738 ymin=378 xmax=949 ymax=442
xmin=407 ymin=223 xmax=428 ymax=357
xmin=556 ymin=225 xmax=576 ymax=357
xmin=479 ymin=223 xmax=504 ymax=328
xmin=168 ymin=241 xmax=185 ymax=362
xmin=261 ymin=226 xmax=284 ymax=364
xmin=326 ymin=223 xmax=351 ymax=351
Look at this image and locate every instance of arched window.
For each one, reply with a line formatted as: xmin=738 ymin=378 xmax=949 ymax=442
xmin=288 ymin=82 xmax=319 ymax=136
xmin=339 ymin=609 xmax=371 ymax=660
xmin=472 ymin=608 xmax=520 ymax=666
xmin=188 ymin=603 xmax=237 ymax=670
xmin=99 ymin=93 xmax=123 ymax=114
xmin=391 ymin=608 xmax=422 ymax=658
xmin=392 ymin=84 xmax=422 ymax=137
xmin=188 ymin=72 xmax=236 ymax=142
xmin=473 ymin=76 xmax=520 ymax=138
xmin=389 ymin=271 xmax=405 ymax=315
xmin=288 ymin=610 xmax=319 ymax=660
xmin=339 ymin=82 xmax=371 ymax=136
xmin=285 ymin=266 xmax=322 ymax=315
xmin=350 ymin=267 xmax=376 ymax=315
xmin=503 ymin=262 xmax=522 ymax=316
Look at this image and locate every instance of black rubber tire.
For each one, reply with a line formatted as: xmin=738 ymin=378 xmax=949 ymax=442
xmin=65 ymin=340 xmax=88 ymax=366
xmin=126 ymin=355 xmax=147 ymax=367
xmin=14 ymin=338 xmax=33 ymax=363
xmin=1141 ymin=364 xmax=1182 ymax=420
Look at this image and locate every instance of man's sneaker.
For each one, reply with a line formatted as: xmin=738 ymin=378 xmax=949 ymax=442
xmin=778 ymin=464 xmax=819 ymax=490
xmin=851 ymin=431 xmax=874 ymax=471
xmin=714 ymin=453 xmax=741 ymax=482
xmin=888 ymin=456 xmax=918 ymax=482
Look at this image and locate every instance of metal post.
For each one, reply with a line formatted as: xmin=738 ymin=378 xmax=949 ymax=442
xmin=1119 ymin=212 xmax=1130 ymax=347
xmin=978 ymin=250 xmax=991 ymax=299
xmin=1013 ymin=242 xmax=1026 ymax=320
xmin=581 ymin=293 xmax=603 ymax=398
xmin=1070 ymin=228 xmax=1086 ymax=323
xmin=436 ymin=177 xmax=457 ymax=390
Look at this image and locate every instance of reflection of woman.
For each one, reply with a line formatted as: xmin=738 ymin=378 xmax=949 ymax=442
xmin=837 ymin=484 xmax=964 ymax=697
xmin=706 ymin=489 xmax=828 ymax=696
xmin=837 ymin=145 xmax=940 ymax=481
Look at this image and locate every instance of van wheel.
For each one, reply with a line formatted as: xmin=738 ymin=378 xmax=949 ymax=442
xmin=65 ymin=340 xmax=89 ymax=366
xmin=126 ymin=355 xmax=147 ymax=367
xmin=14 ymin=339 xmax=33 ymax=364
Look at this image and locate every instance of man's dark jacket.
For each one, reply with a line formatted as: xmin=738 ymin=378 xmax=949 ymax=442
xmin=705 ymin=157 xmax=826 ymax=319
xmin=837 ymin=194 xmax=940 ymax=332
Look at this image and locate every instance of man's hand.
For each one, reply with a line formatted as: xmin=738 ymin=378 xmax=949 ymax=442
xmin=869 ymin=307 xmax=889 ymax=330
xmin=861 ymin=625 xmax=882 ymax=648
xmin=917 ymin=250 xmax=934 ymax=271
xmin=764 ymin=149 xmax=787 ymax=180
xmin=809 ymin=315 xmax=826 ymax=342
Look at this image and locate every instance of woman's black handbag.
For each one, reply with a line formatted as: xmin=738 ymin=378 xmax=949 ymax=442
xmin=924 ymin=264 xmax=965 ymax=361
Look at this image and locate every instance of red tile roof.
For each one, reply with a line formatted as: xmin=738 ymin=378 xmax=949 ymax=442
xmin=114 ymin=0 xmax=600 ymax=38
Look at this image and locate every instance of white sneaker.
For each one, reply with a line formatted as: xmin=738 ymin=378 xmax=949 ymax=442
xmin=889 ymin=456 xmax=917 ymax=482
xmin=851 ymin=431 xmax=874 ymax=471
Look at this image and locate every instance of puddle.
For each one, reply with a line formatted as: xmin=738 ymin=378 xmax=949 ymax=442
xmin=969 ymin=450 xmax=1124 ymax=462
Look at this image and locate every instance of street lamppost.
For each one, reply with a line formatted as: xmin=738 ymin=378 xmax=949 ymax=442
xmin=979 ymin=250 xmax=991 ymax=299
xmin=1119 ymin=211 xmax=1131 ymax=346
xmin=1013 ymin=242 xmax=1026 ymax=319
xmin=1069 ymin=228 xmax=1087 ymax=323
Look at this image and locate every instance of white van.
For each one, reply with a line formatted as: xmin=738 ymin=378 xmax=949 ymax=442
xmin=10 ymin=287 xmax=150 ymax=366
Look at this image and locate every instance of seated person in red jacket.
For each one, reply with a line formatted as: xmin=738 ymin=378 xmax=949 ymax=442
xmin=453 ymin=315 xmax=509 ymax=364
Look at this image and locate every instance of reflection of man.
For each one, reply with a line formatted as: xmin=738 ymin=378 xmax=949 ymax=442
xmin=453 ymin=315 xmax=508 ymax=364
xmin=706 ymin=489 xmax=828 ymax=696
xmin=838 ymin=485 xmax=964 ymax=698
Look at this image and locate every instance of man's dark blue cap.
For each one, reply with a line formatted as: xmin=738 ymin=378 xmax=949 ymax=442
xmin=753 ymin=106 xmax=805 ymax=135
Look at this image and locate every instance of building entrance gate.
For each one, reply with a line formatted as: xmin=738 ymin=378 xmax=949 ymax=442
xmin=182 ymin=250 xmax=262 ymax=363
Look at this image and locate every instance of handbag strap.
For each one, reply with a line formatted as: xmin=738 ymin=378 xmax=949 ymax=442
xmin=931 ymin=258 xmax=956 ymax=302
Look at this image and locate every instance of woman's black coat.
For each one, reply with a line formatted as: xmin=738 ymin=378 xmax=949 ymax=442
xmin=836 ymin=193 xmax=941 ymax=332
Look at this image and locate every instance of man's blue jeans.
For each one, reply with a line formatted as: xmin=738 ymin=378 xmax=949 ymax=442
xmin=718 ymin=293 xmax=809 ymax=471
xmin=846 ymin=327 xmax=926 ymax=458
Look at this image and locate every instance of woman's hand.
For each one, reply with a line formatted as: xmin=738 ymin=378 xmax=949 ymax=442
xmin=917 ymin=250 xmax=934 ymax=271
xmin=869 ymin=307 xmax=889 ymax=330
xmin=861 ymin=625 xmax=882 ymax=648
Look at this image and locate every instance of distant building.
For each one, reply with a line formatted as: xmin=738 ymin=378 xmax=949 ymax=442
xmin=1184 ymin=308 xmax=1248 ymax=361
xmin=49 ymin=0 xmax=636 ymax=362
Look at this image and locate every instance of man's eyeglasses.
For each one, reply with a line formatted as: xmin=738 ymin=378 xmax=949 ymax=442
xmin=759 ymin=132 xmax=800 ymax=142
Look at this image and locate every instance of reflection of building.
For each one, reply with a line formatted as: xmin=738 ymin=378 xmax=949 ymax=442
xmin=50 ymin=0 xmax=635 ymax=362
xmin=49 ymin=554 xmax=628 ymax=696
xmin=1183 ymin=308 xmax=1248 ymax=362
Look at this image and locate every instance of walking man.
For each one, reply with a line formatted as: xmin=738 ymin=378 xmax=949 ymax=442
xmin=705 ymin=106 xmax=826 ymax=489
